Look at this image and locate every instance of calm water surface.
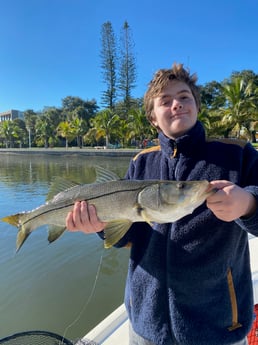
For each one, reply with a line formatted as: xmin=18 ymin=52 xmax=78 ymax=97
xmin=0 ymin=153 xmax=132 ymax=341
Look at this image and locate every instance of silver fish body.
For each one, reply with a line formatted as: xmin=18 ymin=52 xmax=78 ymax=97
xmin=1 ymin=167 xmax=213 ymax=251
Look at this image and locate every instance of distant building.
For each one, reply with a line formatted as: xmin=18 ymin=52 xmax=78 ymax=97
xmin=0 ymin=109 xmax=24 ymax=122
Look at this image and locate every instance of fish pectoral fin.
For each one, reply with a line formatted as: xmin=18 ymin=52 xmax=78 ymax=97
xmin=48 ymin=226 xmax=66 ymax=243
xmin=134 ymin=204 xmax=153 ymax=226
xmin=103 ymin=220 xmax=132 ymax=249
xmin=141 ymin=212 xmax=153 ymax=227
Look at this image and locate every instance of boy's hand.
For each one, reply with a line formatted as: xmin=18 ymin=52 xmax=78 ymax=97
xmin=207 ymin=180 xmax=257 ymax=222
xmin=66 ymin=201 xmax=107 ymax=233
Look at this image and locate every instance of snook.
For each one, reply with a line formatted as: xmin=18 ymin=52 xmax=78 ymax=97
xmin=1 ymin=167 xmax=213 ymax=251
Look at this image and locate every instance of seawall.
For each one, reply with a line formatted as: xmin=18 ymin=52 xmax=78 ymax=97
xmin=0 ymin=147 xmax=141 ymax=158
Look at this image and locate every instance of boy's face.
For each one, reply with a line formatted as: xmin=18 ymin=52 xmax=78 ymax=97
xmin=152 ymin=80 xmax=198 ymax=139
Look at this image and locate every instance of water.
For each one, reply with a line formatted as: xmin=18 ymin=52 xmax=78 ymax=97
xmin=0 ymin=152 xmax=132 ymax=341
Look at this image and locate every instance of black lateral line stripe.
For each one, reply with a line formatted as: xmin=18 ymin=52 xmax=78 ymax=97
xmin=21 ymin=187 xmax=145 ymax=226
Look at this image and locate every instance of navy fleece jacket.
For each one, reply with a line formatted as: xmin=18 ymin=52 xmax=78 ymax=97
xmin=116 ymin=121 xmax=258 ymax=345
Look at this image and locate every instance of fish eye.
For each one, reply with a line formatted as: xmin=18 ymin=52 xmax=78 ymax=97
xmin=177 ymin=182 xmax=185 ymax=189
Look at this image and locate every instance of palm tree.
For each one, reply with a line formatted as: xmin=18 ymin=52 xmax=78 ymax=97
xmin=70 ymin=117 xmax=87 ymax=148
xmin=56 ymin=121 xmax=76 ymax=148
xmin=198 ymin=106 xmax=211 ymax=134
xmin=113 ymin=118 xmax=128 ymax=147
xmin=127 ymin=108 xmax=156 ymax=147
xmin=0 ymin=121 xmax=16 ymax=148
xmin=219 ymin=77 xmax=257 ymax=138
xmin=24 ymin=109 xmax=37 ymax=148
xmin=35 ymin=115 xmax=53 ymax=148
xmin=89 ymin=109 xmax=120 ymax=147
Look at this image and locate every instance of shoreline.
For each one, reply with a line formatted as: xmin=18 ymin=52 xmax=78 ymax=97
xmin=0 ymin=147 xmax=141 ymax=157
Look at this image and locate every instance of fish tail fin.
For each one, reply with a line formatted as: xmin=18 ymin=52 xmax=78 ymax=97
xmin=1 ymin=214 xmax=30 ymax=252
xmin=104 ymin=220 xmax=132 ymax=249
xmin=1 ymin=214 xmax=21 ymax=227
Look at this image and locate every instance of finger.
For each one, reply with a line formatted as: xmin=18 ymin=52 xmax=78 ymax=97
xmin=209 ymin=180 xmax=234 ymax=190
xmin=66 ymin=211 xmax=77 ymax=231
xmin=72 ymin=201 xmax=85 ymax=227
xmin=78 ymin=200 xmax=90 ymax=225
xmin=88 ymin=204 xmax=107 ymax=232
xmin=206 ymin=189 xmax=225 ymax=204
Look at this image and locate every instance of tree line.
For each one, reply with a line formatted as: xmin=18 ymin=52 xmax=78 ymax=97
xmin=0 ymin=21 xmax=257 ymax=148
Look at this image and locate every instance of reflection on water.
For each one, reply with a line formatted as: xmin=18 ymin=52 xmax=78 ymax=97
xmin=0 ymin=153 xmax=131 ymax=341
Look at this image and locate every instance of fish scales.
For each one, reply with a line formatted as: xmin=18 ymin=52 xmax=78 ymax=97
xmin=1 ymin=167 xmax=214 ymax=251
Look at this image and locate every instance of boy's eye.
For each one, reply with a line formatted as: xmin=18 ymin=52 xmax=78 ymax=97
xmin=161 ymin=100 xmax=170 ymax=106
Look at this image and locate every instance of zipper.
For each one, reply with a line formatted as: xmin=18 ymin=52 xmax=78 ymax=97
xmin=169 ymin=142 xmax=180 ymax=180
xmin=170 ymin=142 xmax=178 ymax=159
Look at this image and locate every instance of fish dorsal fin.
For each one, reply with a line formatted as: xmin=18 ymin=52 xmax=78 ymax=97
xmin=46 ymin=177 xmax=79 ymax=201
xmin=95 ymin=166 xmax=120 ymax=183
xmin=46 ymin=167 xmax=118 ymax=201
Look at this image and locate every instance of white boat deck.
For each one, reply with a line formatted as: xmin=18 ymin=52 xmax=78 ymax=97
xmin=81 ymin=304 xmax=129 ymax=345
xmin=80 ymin=236 xmax=258 ymax=345
xmin=248 ymin=235 xmax=258 ymax=304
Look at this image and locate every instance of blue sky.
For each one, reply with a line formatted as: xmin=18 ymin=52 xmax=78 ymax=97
xmin=0 ymin=0 xmax=258 ymax=112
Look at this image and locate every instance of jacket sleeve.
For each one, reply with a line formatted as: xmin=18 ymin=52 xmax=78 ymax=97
xmin=235 ymin=143 xmax=258 ymax=235
xmin=235 ymin=185 xmax=258 ymax=236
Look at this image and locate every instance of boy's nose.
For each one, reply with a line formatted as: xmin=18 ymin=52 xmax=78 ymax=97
xmin=172 ymin=101 xmax=183 ymax=110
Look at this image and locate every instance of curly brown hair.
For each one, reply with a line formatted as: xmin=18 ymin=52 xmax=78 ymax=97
xmin=144 ymin=63 xmax=201 ymax=126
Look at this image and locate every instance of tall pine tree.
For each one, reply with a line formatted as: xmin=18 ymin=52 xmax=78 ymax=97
xmin=100 ymin=21 xmax=117 ymax=109
xmin=118 ymin=21 xmax=137 ymax=114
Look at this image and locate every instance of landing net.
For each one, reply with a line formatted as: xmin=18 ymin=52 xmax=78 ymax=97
xmin=0 ymin=330 xmax=97 ymax=345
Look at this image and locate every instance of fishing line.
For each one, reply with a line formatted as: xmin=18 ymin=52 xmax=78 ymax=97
xmin=61 ymin=247 xmax=105 ymax=343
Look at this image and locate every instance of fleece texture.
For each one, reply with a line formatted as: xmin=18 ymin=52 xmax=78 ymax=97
xmin=116 ymin=121 xmax=258 ymax=345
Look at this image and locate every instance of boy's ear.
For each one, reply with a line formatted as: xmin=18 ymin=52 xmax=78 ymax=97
xmin=151 ymin=122 xmax=161 ymax=132
xmin=150 ymin=112 xmax=157 ymax=127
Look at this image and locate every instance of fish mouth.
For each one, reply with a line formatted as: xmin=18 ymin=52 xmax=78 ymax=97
xmin=204 ymin=182 xmax=218 ymax=194
xmin=193 ymin=182 xmax=213 ymax=199
xmin=199 ymin=184 xmax=218 ymax=200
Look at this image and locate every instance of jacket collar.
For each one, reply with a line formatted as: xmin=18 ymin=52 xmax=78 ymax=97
xmin=158 ymin=121 xmax=206 ymax=158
